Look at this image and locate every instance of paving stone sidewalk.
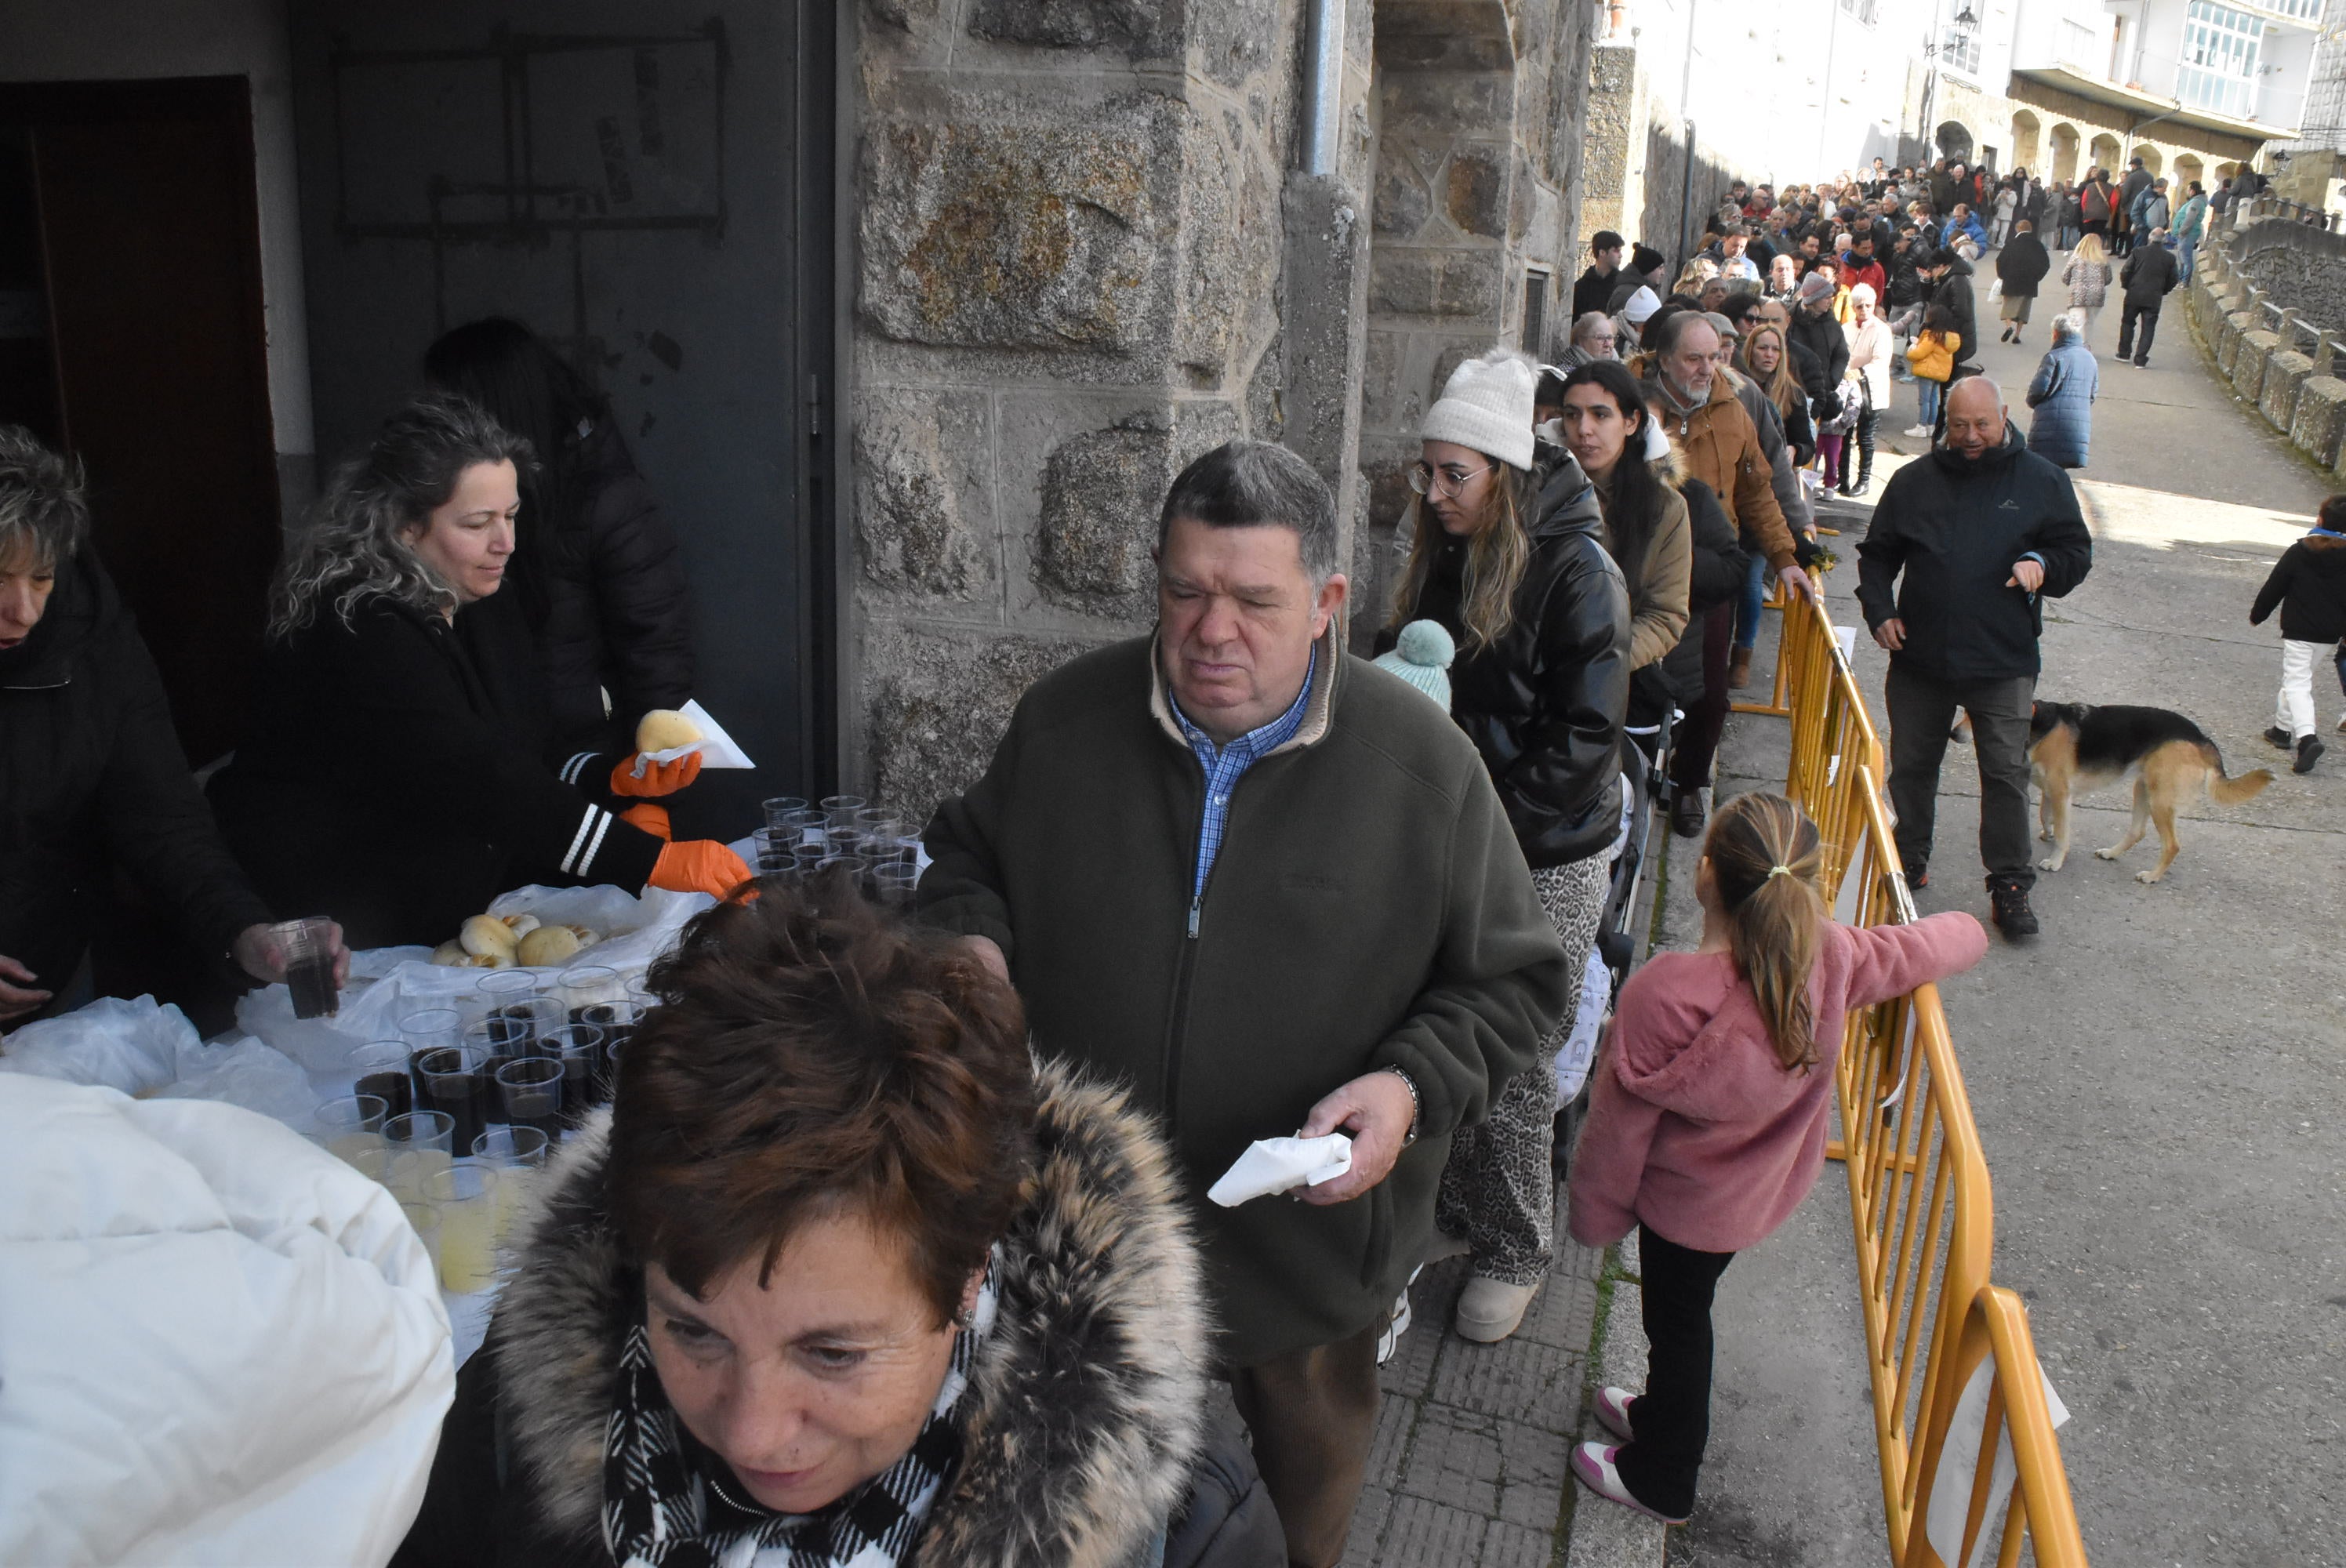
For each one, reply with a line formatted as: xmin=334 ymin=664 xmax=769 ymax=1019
xmin=1340 ymin=1195 xmax=1669 ymax=1563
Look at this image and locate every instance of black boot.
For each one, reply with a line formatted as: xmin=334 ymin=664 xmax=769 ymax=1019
xmin=1988 ymin=874 xmax=2039 ymax=938
xmin=1852 ymin=430 xmax=1876 ymax=496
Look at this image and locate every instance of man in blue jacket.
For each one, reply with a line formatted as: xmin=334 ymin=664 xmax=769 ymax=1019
xmin=1856 ymin=377 xmax=2094 ymax=938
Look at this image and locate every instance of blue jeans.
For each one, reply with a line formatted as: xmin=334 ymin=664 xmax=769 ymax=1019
xmin=1734 ymin=551 xmax=1768 ymax=652
xmin=2178 ymin=241 xmax=2198 ymax=285
xmin=1917 ymin=378 xmax=1945 ymax=428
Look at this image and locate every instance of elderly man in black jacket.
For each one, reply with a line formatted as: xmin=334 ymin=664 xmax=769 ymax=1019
xmin=0 ymin=428 xmax=342 ymax=1025
xmin=2116 ymin=233 xmax=2181 ymax=368
xmin=1858 ymin=378 xmax=2094 ymax=938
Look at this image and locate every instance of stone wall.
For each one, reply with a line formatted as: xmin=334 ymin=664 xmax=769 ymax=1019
xmin=1353 ymin=0 xmax=1592 ymax=650
xmin=850 ymin=0 xmax=1301 ymax=816
xmin=848 ymin=0 xmax=1590 ymax=818
xmin=2189 ymin=219 xmax=2346 ymax=480
xmin=2235 ymin=220 xmax=2346 ymax=339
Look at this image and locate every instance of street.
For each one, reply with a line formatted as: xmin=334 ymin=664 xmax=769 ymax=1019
xmin=1667 ymin=276 xmax=2346 ymax=1566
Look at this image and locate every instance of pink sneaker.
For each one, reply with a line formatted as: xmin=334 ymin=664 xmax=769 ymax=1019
xmin=1570 ymin=1442 xmax=1690 ymax=1525
xmin=1594 ymin=1385 xmax=1636 ymax=1442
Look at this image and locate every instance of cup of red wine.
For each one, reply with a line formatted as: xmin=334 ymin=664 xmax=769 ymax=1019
xmin=272 ymin=916 xmax=340 ymax=1019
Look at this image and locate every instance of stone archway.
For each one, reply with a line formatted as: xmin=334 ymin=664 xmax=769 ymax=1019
xmin=2132 ymin=143 xmax=2163 ymax=176
xmin=2010 ymin=110 xmax=2043 ymax=176
xmin=2049 ymin=122 xmax=2080 ymax=183
xmin=2174 ymin=153 xmax=2206 ymax=197
xmin=2088 ymin=132 xmax=2122 ymax=178
xmin=1937 ymin=120 xmax=1974 ymax=163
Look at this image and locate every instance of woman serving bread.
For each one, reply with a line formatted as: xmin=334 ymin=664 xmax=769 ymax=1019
xmin=209 ymin=397 xmax=747 ymax=949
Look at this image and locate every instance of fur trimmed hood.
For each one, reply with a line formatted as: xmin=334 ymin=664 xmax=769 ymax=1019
xmin=486 ymin=1055 xmax=1214 ymax=1568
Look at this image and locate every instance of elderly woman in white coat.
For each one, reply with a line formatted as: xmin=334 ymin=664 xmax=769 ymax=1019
xmin=1839 ymin=283 xmax=1894 ymax=497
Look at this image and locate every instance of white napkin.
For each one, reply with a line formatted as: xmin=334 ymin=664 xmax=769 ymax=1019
xmin=634 ymin=699 xmax=755 ymax=774
xmin=1208 ymin=1134 xmax=1353 ymax=1207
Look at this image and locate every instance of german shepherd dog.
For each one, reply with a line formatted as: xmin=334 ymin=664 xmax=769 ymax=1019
xmin=2028 ymin=702 xmax=2273 ymax=883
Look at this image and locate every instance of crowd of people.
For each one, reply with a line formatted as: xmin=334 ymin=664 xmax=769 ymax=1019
xmin=6 ymin=139 xmax=2334 ymax=1568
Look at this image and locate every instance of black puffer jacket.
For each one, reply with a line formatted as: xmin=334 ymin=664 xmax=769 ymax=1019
xmin=0 ymin=557 xmax=272 ymax=1011
xmin=1786 ymin=303 xmax=1850 ymax=420
xmin=208 ymin=587 xmax=661 ymax=950
xmin=394 ymin=1061 xmax=1284 ymax=1568
xmin=1996 ymin=232 xmax=2052 ymax=299
xmin=525 ymin=421 xmax=694 ymax=755
xmin=1406 ymin=447 xmax=1632 ymax=868
xmin=1937 ymin=254 xmax=1982 ymax=368
xmin=1856 ymin=425 xmax=2094 ymax=681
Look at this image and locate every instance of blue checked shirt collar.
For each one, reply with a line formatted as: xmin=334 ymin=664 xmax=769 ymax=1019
xmin=1168 ymin=650 xmax=1318 ymax=897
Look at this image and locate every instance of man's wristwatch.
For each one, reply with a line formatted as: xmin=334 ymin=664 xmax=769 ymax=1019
xmin=1385 ymin=1066 xmax=1422 ymax=1147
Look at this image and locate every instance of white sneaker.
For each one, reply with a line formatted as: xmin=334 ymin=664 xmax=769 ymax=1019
xmin=1570 ymin=1442 xmax=1690 ymax=1524
xmin=1594 ymin=1385 xmax=1637 ymax=1441
xmin=1904 ymin=423 xmax=1932 ymax=438
xmin=1454 ymin=1275 xmax=1541 ymax=1342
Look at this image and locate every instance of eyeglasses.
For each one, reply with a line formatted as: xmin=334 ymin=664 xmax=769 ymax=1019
xmin=1407 ymin=461 xmax=1497 ymax=499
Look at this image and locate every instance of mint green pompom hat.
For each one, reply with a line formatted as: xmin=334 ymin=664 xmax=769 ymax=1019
xmin=1371 ymin=619 xmax=1455 ymax=712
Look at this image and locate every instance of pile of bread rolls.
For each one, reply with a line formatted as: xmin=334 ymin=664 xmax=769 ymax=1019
xmin=430 ymin=913 xmax=603 ymax=969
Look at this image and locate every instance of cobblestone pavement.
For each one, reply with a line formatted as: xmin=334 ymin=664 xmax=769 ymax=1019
xmin=1342 ymin=1200 xmax=1611 ymax=1566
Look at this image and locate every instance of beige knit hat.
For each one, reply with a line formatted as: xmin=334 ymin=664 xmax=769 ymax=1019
xmin=1420 ymin=350 xmax=1537 ymax=471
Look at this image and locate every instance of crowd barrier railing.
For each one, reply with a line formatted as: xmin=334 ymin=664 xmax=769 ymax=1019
xmin=1758 ymin=592 xmax=2087 ymax=1567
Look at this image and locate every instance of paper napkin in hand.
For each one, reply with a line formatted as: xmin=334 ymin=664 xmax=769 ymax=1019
xmin=1207 ymin=1134 xmax=1353 ymax=1207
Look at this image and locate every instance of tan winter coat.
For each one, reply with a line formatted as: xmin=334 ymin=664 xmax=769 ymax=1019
xmin=1590 ymin=465 xmax=1693 ymax=670
xmin=1652 ymin=375 xmax=1797 ymax=572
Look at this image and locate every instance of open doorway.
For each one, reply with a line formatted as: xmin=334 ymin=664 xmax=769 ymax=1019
xmin=0 ymin=77 xmax=281 ymax=770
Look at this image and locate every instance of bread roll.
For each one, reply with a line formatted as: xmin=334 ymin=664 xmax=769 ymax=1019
xmin=500 ymin=913 xmax=542 ymax=938
xmin=431 ymin=939 xmax=471 ymax=967
xmin=517 ymin=924 xmax=583 ymax=968
xmin=636 ymin=708 xmax=703 ymax=753
xmin=461 ymin=913 xmax=518 ymax=958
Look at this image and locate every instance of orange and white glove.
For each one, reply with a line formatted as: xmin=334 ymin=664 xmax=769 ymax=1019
xmin=619 ymin=803 xmax=673 ymax=840
xmin=611 ymin=750 xmax=703 ymax=799
xmin=648 ymin=840 xmax=751 ymax=899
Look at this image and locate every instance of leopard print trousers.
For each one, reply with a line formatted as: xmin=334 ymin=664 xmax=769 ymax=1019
xmin=1436 ymin=851 xmax=1611 ymax=1287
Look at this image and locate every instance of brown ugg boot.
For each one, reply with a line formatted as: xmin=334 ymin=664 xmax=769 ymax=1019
xmin=1727 ymin=645 xmax=1754 ymax=689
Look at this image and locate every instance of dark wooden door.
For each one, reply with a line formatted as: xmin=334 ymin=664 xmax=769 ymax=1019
xmin=7 ymin=77 xmax=281 ymax=768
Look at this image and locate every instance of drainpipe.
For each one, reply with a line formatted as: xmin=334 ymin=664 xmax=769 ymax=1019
xmin=1299 ymin=0 xmax=1346 ymax=176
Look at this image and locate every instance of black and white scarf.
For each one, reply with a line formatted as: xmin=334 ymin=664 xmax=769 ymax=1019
xmin=602 ymin=1261 xmax=999 ymax=1568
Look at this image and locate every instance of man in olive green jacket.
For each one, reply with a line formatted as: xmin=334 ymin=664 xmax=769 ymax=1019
xmin=921 ymin=441 xmax=1567 ymax=1567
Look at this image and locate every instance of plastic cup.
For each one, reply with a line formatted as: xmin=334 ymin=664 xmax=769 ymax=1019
xmin=579 ymin=1001 xmax=641 ymax=1109
xmin=753 ymin=827 xmax=795 ymax=873
xmin=819 ymin=793 xmax=866 ymax=829
xmin=423 ymin=1162 xmax=502 ymax=1293
xmin=400 ymin=1007 xmax=463 ymax=1061
xmin=414 ymin=1046 xmax=492 ymax=1160
xmin=309 ymin=1093 xmax=387 ymax=1167
xmin=383 ymin=1110 xmax=455 ymax=1200
xmin=343 ymin=1142 xmax=390 ymax=1185
xmin=271 ymin=915 xmax=341 ymax=1019
xmin=473 ymin=1126 xmax=550 ymax=1243
xmin=496 ymin=1057 xmax=565 ymax=1142
xmin=557 ymin=965 xmax=625 ymax=1018
xmin=353 ymin=1041 xmax=415 ymax=1121
xmin=762 ymin=795 xmax=810 ymax=830
xmin=543 ymin=1025 xmax=604 ymax=1127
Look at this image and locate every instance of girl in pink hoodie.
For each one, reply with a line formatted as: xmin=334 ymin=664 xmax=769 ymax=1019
xmin=1565 ymin=791 xmax=1986 ymax=1523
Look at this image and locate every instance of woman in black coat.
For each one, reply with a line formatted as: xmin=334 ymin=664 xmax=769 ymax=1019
xmin=209 ymin=397 xmax=745 ymax=952
xmin=426 ymin=318 xmax=693 ymax=756
xmin=1384 ymin=350 xmax=1631 ymax=1345
xmin=0 ymin=427 xmax=333 ymax=1025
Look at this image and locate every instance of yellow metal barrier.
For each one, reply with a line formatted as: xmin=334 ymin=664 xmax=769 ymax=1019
xmin=1756 ymin=594 xmax=2087 ymax=1566
xmin=1730 ymin=575 xmax=1800 ymax=720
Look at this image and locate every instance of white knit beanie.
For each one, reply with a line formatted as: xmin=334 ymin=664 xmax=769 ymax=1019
xmin=1420 ymin=350 xmax=1537 ymax=471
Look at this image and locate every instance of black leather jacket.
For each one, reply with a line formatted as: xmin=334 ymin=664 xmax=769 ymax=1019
xmin=1405 ymin=446 xmax=1632 ymax=869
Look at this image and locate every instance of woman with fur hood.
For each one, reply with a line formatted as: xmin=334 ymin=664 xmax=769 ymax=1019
xmin=394 ymin=881 xmax=1283 ymax=1568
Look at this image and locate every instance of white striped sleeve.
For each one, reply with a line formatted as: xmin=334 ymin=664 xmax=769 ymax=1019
xmin=572 ymin=808 xmax=617 ymax=879
xmin=558 ymin=804 xmax=601 ymax=875
xmin=559 ymin=751 xmax=601 ymax=786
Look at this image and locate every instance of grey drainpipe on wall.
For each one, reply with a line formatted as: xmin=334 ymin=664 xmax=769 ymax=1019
xmin=1300 ymin=0 xmax=1346 ymax=176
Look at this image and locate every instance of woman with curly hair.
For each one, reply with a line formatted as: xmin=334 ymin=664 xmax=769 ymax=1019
xmin=209 ymin=397 xmax=746 ymax=948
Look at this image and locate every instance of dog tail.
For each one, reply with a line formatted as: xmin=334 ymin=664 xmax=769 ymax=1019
xmin=2202 ymin=742 xmax=2275 ymax=804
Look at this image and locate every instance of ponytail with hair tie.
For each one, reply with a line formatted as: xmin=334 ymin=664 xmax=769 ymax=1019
xmin=1704 ymin=794 xmax=1828 ymax=1072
